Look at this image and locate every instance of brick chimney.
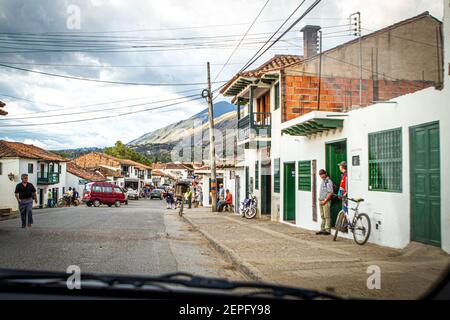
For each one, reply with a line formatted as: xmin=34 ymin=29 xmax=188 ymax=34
xmin=300 ymin=25 xmax=321 ymax=59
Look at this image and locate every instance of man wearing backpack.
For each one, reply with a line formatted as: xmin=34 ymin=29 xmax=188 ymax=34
xmin=316 ymin=169 xmax=334 ymax=236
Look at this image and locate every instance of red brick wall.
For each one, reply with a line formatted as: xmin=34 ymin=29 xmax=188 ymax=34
xmin=282 ymin=74 xmax=435 ymax=122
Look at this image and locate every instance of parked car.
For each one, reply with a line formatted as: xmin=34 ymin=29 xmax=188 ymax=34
xmin=150 ymin=189 xmax=164 ymax=200
xmin=83 ymin=182 xmax=126 ymax=208
xmin=127 ymin=188 xmax=139 ymax=200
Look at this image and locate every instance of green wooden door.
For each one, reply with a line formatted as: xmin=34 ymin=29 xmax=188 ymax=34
xmin=260 ymin=162 xmax=272 ymax=215
xmin=245 ymin=166 xmax=250 ymax=198
xmin=283 ymin=162 xmax=296 ymax=221
xmin=326 ymin=140 xmax=347 ymax=225
xmin=411 ymin=123 xmax=441 ymax=247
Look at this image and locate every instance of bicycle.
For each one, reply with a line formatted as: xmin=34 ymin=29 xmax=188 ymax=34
xmin=178 ymin=195 xmax=185 ymax=217
xmin=333 ymin=197 xmax=371 ymax=245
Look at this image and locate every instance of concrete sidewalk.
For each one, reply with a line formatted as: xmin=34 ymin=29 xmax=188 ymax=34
xmin=182 ymin=208 xmax=450 ymax=299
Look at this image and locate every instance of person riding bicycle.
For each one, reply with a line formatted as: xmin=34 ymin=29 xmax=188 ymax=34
xmin=64 ymin=187 xmax=74 ymax=206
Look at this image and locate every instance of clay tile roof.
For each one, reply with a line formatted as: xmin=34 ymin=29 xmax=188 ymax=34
xmin=67 ymin=161 xmax=106 ymax=182
xmin=221 ymin=55 xmax=303 ymax=95
xmin=152 ymin=163 xmax=193 ymax=170
xmin=0 ymin=140 xmax=68 ymax=162
xmin=86 ymin=152 xmax=151 ymax=170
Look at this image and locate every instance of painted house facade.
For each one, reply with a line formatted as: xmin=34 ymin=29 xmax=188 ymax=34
xmin=0 ymin=140 xmax=68 ymax=212
xmin=72 ymin=152 xmax=152 ymax=192
xmin=66 ymin=161 xmax=107 ymax=196
xmin=222 ymin=11 xmax=450 ymax=252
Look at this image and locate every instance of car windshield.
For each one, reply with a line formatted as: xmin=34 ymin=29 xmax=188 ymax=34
xmin=0 ymin=0 xmax=449 ymax=303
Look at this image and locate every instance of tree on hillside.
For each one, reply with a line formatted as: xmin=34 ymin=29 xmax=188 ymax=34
xmin=104 ymin=141 xmax=152 ymax=166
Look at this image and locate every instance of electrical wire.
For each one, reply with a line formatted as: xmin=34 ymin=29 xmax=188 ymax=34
xmin=0 ymin=96 xmax=205 ymax=128
xmin=240 ymin=0 xmax=323 ymax=72
xmin=0 ymin=63 xmax=227 ymax=86
xmin=213 ymin=0 xmax=271 ymax=82
xmin=239 ymin=0 xmax=308 ymax=73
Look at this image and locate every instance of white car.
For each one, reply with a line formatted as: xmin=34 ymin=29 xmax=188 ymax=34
xmin=127 ymin=188 xmax=139 ymax=200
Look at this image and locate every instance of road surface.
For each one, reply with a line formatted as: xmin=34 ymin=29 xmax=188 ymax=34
xmin=0 ymin=200 xmax=244 ymax=280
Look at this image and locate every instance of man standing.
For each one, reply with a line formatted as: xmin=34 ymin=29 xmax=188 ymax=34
xmin=337 ymin=161 xmax=349 ymax=233
xmin=47 ymin=189 xmax=53 ymax=208
xmin=316 ymin=169 xmax=334 ymax=236
xmin=187 ymin=188 xmax=193 ymax=209
xmin=14 ymin=174 xmax=37 ymax=229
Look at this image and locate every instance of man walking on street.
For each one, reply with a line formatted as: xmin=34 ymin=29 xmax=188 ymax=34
xmin=15 ymin=174 xmax=37 ymax=229
xmin=316 ymin=169 xmax=334 ymax=236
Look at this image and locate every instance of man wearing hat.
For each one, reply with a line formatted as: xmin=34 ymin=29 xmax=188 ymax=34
xmin=316 ymin=169 xmax=334 ymax=235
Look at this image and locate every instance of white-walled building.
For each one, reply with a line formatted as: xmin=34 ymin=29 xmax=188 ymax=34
xmin=221 ymin=10 xmax=450 ymax=252
xmin=0 ymin=140 xmax=68 ymax=212
xmin=66 ymin=161 xmax=106 ymax=196
xmin=72 ymin=152 xmax=152 ymax=192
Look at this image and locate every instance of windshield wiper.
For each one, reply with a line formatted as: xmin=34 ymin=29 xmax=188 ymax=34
xmin=0 ymin=269 xmax=341 ymax=300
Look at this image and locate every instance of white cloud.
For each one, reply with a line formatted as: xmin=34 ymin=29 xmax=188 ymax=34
xmin=0 ymin=0 xmax=444 ymax=149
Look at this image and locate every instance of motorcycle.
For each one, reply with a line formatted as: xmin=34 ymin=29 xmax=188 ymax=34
xmin=240 ymin=195 xmax=257 ymax=219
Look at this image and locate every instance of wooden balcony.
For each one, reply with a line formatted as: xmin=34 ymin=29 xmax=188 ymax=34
xmin=37 ymin=172 xmax=60 ymax=185
xmin=238 ymin=112 xmax=271 ymax=142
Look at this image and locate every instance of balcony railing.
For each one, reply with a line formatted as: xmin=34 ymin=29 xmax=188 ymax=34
xmin=238 ymin=112 xmax=271 ymax=141
xmin=37 ymin=172 xmax=60 ymax=185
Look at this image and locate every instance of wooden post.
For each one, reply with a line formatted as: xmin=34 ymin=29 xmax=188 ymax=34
xmin=207 ymin=62 xmax=218 ymax=212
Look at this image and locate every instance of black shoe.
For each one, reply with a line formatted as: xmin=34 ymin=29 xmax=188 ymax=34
xmin=322 ymin=231 xmax=331 ymax=236
xmin=316 ymin=231 xmax=325 ymax=235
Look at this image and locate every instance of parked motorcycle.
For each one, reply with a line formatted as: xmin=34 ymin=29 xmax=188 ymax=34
xmin=240 ymin=195 xmax=257 ymax=219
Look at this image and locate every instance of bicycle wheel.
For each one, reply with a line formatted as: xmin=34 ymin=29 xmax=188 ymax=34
xmin=353 ymin=213 xmax=371 ymax=245
xmin=57 ymin=199 xmax=65 ymax=208
xmin=245 ymin=206 xmax=257 ymax=219
xmin=333 ymin=211 xmax=344 ymax=241
xmin=179 ymin=202 xmax=184 ymax=217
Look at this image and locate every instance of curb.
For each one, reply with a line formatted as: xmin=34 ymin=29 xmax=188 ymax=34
xmin=182 ymin=214 xmax=267 ymax=282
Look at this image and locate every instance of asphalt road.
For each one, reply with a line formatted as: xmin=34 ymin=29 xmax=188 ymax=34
xmin=0 ymin=200 xmax=244 ymax=280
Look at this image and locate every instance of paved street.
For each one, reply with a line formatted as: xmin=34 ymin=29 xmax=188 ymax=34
xmin=183 ymin=209 xmax=450 ymax=300
xmin=0 ymin=200 xmax=243 ymax=280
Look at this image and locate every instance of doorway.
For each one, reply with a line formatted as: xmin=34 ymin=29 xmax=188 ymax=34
xmin=39 ymin=189 xmax=44 ymax=209
xmin=283 ymin=162 xmax=296 ymax=222
xmin=410 ymin=122 xmax=441 ymax=247
xmin=326 ymin=140 xmax=347 ymax=226
xmin=260 ymin=162 xmax=272 ymax=215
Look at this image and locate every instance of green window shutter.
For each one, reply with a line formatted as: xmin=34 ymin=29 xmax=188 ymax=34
xmin=255 ymin=161 xmax=259 ymax=190
xmin=274 ymin=158 xmax=281 ymax=193
xmin=298 ymin=161 xmax=311 ymax=191
xmin=368 ymin=128 xmax=402 ymax=192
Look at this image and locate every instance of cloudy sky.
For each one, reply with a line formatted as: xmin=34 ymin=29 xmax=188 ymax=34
xmin=0 ymin=0 xmax=443 ymax=150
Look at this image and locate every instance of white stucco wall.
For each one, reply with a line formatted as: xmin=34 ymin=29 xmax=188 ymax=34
xmin=0 ymin=159 xmax=23 ymax=211
xmin=278 ymin=85 xmax=449 ymax=252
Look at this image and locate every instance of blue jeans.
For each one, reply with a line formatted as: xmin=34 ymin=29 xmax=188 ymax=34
xmin=19 ymin=199 xmax=34 ymax=227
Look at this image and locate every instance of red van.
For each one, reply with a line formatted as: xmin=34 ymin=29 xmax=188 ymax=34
xmin=83 ymin=182 xmax=126 ymax=208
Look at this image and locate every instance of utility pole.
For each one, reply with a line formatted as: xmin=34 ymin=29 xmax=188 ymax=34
xmin=203 ymin=62 xmax=218 ymax=212
xmin=350 ymin=12 xmax=362 ymax=108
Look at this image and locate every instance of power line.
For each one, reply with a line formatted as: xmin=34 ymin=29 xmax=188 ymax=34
xmin=0 ymin=87 xmax=204 ymax=115
xmin=213 ymin=0 xmax=271 ymax=82
xmin=0 ymin=96 xmax=205 ymax=128
xmin=0 ymin=63 xmax=227 ymax=86
xmin=0 ymin=61 xmax=246 ymax=69
xmin=0 ymin=93 xmax=201 ymax=121
xmin=239 ymin=0 xmax=308 ymax=73
xmin=241 ymin=0 xmax=323 ymax=72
